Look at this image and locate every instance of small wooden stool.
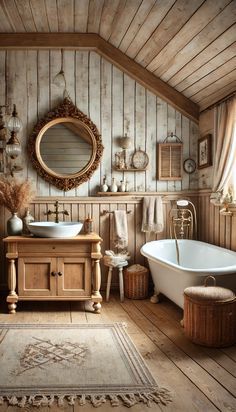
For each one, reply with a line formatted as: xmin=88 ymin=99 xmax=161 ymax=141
xmin=105 ymin=261 xmax=128 ymax=302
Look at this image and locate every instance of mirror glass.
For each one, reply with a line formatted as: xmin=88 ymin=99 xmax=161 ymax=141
xmin=40 ymin=121 xmax=93 ymax=176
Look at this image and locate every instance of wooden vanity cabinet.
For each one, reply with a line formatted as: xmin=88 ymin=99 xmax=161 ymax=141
xmin=3 ymin=234 xmax=102 ymax=314
xmin=18 ymin=256 xmax=91 ymax=298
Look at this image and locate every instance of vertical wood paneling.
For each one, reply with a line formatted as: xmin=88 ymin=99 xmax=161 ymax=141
xmin=197 ymin=192 xmax=236 ymax=253
xmin=167 ymin=105 xmax=176 ymax=192
xmin=6 ymin=51 xmax=236 ymax=291
xmin=37 ymin=50 xmax=50 ymax=196
xmin=49 ymin=49 xmax=65 ymax=198
xmin=175 ymin=111 xmax=182 ymax=192
xmin=64 ymin=50 xmax=76 ymax=198
xmin=112 ymin=66 xmax=123 ymax=189
xmin=89 ymin=52 xmax=101 ymax=195
xmin=135 ymin=83 xmax=146 ymax=192
xmin=231 ymin=215 xmax=236 ymax=251
xmin=182 ymin=115 xmax=190 ymax=190
xmin=189 ymin=120 xmax=199 ymax=190
xmin=146 ymin=91 xmax=156 ymax=192
xmin=123 ymin=74 xmax=135 ymax=191
xmin=101 ymin=58 xmax=112 ymax=188
xmin=75 ymin=50 xmax=89 ymax=197
xmin=26 ymin=50 xmax=38 ymax=186
xmin=156 ymin=97 xmax=168 ymax=191
xmin=1 ymin=50 xmax=200 ymax=195
xmin=0 ymin=51 xmax=5 ymax=104
xmin=0 ymin=193 xmax=235 ymax=289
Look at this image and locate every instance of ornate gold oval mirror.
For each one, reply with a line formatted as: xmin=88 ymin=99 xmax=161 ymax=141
xmin=28 ymin=98 xmax=103 ymax=191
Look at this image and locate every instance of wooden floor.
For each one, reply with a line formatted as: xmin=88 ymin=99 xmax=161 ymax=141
xmin=0 ymin=294 xmax=235 ymax=412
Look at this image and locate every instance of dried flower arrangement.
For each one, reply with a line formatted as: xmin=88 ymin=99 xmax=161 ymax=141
xmin=0 ymin=178 xmax=33 ymax=215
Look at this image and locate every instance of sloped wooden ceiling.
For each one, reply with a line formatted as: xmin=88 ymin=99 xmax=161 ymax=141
xmin=0 ymin=0 xmax=235 ymax=114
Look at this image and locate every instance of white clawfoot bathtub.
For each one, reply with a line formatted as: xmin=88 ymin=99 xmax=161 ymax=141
xmin=141 ymin=239 xmax=236 ymax=309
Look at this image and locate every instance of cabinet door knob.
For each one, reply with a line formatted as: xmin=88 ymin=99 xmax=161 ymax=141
xmin=51 ymin=271 xmax=57 ymax=277
xmin=58 ymin=272 xmax=63 ymax=276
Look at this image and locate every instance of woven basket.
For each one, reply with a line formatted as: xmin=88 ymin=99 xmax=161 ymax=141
xmin=124 ymin=264 xmax=149 ymax=299
xmin=184 ymin=276 xmax=236 ymax=347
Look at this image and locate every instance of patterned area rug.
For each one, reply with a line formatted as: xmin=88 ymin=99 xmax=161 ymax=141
xmin=0 ymin=323 xmax=172 ymax=408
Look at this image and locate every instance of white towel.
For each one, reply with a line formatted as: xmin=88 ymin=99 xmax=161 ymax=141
xmin=113 ymin=210 xmax=128 ymax=250
xmin=141 ymin=196 xmax=164 ymax=233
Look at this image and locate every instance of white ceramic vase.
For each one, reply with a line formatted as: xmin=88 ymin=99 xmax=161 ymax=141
xmin=119 ymin=180 xmax=126 ymax=192
xmin=7 ymin=212 xmax=23 ymax=236
xmin=110 ymin=178 xmax=118 ymax=192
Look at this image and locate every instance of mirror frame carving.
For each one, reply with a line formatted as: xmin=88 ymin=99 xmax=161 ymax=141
xmin=28 ymin=98 xmax=104 ymax=191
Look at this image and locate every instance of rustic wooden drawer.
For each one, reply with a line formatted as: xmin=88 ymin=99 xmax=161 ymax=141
xmin=18 ymin=243 xmax=90 ymax=254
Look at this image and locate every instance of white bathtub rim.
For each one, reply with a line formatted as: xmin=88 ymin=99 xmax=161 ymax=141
xmin=141 ymin=239 xmax=236 ymax=274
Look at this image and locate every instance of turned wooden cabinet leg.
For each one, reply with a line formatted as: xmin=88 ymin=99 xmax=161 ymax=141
xmin=6 ymin=258 xmax=18 ymax=314
xmin=93 ymin=258 xmax=102 ymax=312
xmin=93 ymin=259 xmax=101 ymax=297
xmin=93 ymin=302 xmax=101 ymax=313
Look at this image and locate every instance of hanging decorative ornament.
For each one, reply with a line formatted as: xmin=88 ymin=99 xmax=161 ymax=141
xmin=53 ymin=49 xmax=67 ymax=96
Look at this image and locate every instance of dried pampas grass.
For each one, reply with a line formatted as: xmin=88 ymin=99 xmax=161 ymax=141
xmin=0 ymin=178 xmax=33 ymax=214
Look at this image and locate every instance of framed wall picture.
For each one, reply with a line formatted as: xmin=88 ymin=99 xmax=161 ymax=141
xmin=198 ymin=134 xmax=212 ymax=169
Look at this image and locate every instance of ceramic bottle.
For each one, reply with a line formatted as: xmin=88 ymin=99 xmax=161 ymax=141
xmin=110 ymin=178 xmax=118 ymax=192
xmin=120 ymin=180 xmax=126 ymax=192
xmin=101 ymin=176 xmax=108 ymax=192
xmin=7 ymin=213 xmax=23 ymax=236
xmin=23 ymin=208 xmax=34 ymax=235
xmin=84 ymin=214 xmax=94 ymax=234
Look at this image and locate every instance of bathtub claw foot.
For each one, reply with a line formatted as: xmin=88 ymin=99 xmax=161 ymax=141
xmin=180 ymin=319 xmax=184 ymax=327
xmin=150 ymin=294 xmax=159 ymax=304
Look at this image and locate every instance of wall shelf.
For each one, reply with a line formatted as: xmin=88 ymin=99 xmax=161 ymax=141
xmin=114 ymin=167 xmax=147 ymax=172
xmin=97 ymin=192 xmax=131 ymax=196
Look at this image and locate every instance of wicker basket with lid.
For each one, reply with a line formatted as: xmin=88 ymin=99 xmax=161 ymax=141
xmin=184 ymin=276 xmax=236 ymax=347
xmin=124 ymin=264 xmax=149 ymax=299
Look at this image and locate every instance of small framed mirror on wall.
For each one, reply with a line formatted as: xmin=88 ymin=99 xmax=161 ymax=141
xmin=28 ymin=98 xmax=104 ymax=191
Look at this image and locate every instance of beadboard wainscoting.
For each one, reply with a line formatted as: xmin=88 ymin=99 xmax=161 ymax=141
xmin=0 ymin=49 xmax=200 ymax=197
xmin=1 ymin=191 xmax=235 ymax=292
xmin=197 ymin=192 xmax=236 ymax=251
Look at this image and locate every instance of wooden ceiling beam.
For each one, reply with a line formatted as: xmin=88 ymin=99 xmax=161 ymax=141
xmin=0 ymin=33 xmax=199 ymax=122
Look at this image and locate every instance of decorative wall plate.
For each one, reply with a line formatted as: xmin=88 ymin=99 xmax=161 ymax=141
xmin=132 ymin=149 xmax=149 ymax=169
xmin=183 ymin=158 xmax=196 ymax=174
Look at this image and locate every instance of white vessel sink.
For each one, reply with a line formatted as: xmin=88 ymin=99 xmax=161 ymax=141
xmin=28 ymin=221 xmax=83 ymax=238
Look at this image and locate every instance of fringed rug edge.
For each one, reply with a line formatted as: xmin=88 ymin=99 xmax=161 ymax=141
xmin=0 ymin=387 xmax=172 ymax=408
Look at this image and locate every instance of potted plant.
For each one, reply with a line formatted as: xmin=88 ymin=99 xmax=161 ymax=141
xmin=0 ymin=178 xmax=33 ymax=235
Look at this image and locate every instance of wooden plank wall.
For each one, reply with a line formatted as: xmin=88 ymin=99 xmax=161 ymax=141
xmin=1 ymin=50 xmax=234 ymax=295
xmin=1 ymin=191 xmax=235 ymax=292
xmin=0 ymin=193 xmax=194 ymax=290
xmin=0 ymin=50 xmax=199 ymax=196
xmin=197 ymin=192 xmax=236 ymax=252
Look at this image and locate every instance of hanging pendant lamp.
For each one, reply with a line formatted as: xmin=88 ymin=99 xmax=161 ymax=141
xmin=53 ymin=49 xmax=67 ymax=92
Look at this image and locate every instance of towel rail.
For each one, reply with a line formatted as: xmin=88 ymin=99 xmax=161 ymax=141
xmin=101 ymin=209 xmax=132 ymax=216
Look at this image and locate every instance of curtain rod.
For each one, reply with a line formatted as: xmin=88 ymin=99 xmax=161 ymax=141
xmin=200 ymin=92 xmax=235 ymax=114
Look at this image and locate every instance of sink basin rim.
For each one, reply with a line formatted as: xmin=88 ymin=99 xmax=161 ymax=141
xmin=28 ymin=221 xmax=83 ymax=238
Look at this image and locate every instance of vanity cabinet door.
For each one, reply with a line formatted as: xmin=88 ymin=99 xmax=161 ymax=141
xmin=57 ymin=257 xmax=91 ymax=297
xmin=18 ymin=257 xmax=57 ymax=297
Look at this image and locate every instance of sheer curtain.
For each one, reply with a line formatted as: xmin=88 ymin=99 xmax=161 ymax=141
xmin=212 ymin=96 xmax=236 ymax=199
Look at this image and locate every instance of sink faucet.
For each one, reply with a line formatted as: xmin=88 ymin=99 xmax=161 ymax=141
xmin=45 ymin=200 xmax=69 ymax=223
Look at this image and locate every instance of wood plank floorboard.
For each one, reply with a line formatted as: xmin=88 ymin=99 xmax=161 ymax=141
xmin=134 ymin=300 xmax=236 ymax=396
xmin=0 ymin=295 xmax=235 ymax=412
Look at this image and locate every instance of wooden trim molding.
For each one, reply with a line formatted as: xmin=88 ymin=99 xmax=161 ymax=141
xmin=0 ymin=33 xmax=199 ymax=122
